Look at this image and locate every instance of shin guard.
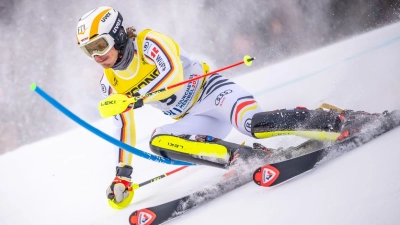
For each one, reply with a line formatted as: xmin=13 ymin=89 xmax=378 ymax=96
xmin=149 ymin=134 xmax=247 ymax=169
xmin=251 ymin=108 xmax=341 ymax=140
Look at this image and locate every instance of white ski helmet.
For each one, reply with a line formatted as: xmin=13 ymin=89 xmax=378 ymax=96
xmin=76 ymin=6 xmax=127 ymax=58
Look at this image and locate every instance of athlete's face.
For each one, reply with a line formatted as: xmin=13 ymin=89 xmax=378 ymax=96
xmin=93 ymin=47 xmax=119 ymax=69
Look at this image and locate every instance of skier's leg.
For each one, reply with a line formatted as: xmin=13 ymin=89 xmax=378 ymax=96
xmin=152 ymin=114 xmax=233 ymax=140
xmin=251 ymin=107 xmax=391 ymax=141
xmin=147 ymin=74 xmax=269 ymax=168
xmin=251 ymin=107 xmax=341 ymax=140
xmin=193 ymin=73 xmax=263 ymax=137
xmin=149 ymin=115 xmax=261 ymax=168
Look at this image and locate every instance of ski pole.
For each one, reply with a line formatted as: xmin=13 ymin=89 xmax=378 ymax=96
xmin=166 ymin=55 xmax=255 ymax=90
xmin=130 ymin=166 xmax=188 ymax=190
xmin=99 ymin=55 xmax=255 ymax=118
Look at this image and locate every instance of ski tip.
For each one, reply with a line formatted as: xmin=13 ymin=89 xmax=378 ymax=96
xmin=129 ymin=210 xmax=139 ymax=225
xmin=252 ymin=165 xmax=280 ymax=187
xmin=129 ymin=209 xmax=157 ymax=225
xmin=30 ymin=83 xmax=37 ymax=91
xmin=253 ymin=167 xmax=262 ymax=186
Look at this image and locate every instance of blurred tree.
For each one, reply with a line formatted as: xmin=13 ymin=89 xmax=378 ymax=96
xmin=0 ymin=0 xmax=15 ymax=24
xmin=328 ymin=0 xmax=400 ymax=41
xmin=201 ymin=0 xmax=399 ymax=74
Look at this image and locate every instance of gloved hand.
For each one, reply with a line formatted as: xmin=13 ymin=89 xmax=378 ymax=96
xmin=106 ymin=164 xmax=135 ymax=209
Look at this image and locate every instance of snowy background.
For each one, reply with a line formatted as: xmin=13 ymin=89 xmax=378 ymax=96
xmin=1 ymin=18 xmax=400 ymax=225
xmin=0 ymin=1 xmax=399 ymax=153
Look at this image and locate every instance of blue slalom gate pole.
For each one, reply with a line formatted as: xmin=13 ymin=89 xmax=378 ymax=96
xmin=30 ymin=83 xmax=194 ymax=166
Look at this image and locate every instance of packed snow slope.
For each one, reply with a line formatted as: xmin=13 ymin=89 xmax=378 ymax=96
xmin=1 ymin=22 xmax=400 ymax=225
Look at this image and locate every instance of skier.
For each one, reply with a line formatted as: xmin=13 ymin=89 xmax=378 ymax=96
xmin=76 ymin=6 xmax=388 ymax=208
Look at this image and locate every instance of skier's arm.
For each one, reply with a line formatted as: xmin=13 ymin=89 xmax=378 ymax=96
xmin=140 ymin=31 xmax=184 ymax=103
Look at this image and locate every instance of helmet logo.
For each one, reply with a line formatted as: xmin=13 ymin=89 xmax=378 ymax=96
xmin=101 ymin=12 xmax=111 ymax=22
xmin=77 ymin=25 xmax=87 ymax=35
xmin=112 ymin=18 xmax=121 ymax=34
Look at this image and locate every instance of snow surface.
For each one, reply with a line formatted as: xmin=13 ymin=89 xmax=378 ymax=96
xmin=1 ymin=22 xmax=400 ymax=225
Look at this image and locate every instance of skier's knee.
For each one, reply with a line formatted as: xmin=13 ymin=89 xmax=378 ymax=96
xmin=151 ymin=127 xmax=168 ymax=138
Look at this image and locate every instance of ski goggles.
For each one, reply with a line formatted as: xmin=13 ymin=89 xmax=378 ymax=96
xmin=80 ymin=34 xmax=115 ymax=59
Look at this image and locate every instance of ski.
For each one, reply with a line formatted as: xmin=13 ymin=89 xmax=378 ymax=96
xmin=128 ymin=139 xmax=324 ymax=225
xmin=128 ymin=169 xmax=254 ymax=225
xmin=253 ymin=110 xmax=400 ymax=187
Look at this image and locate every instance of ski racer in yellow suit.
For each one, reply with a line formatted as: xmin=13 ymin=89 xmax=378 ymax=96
xmin=76 ymin=6 xmax=384 ymax=209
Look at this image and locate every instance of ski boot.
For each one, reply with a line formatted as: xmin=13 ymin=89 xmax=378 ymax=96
xmin=228 ymin=143 xmax=272 ymax=167
xmin=222 ymin=142 xmax=273 ymax=180
xmin=336 ymin=110 xmax=389 ymax=140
